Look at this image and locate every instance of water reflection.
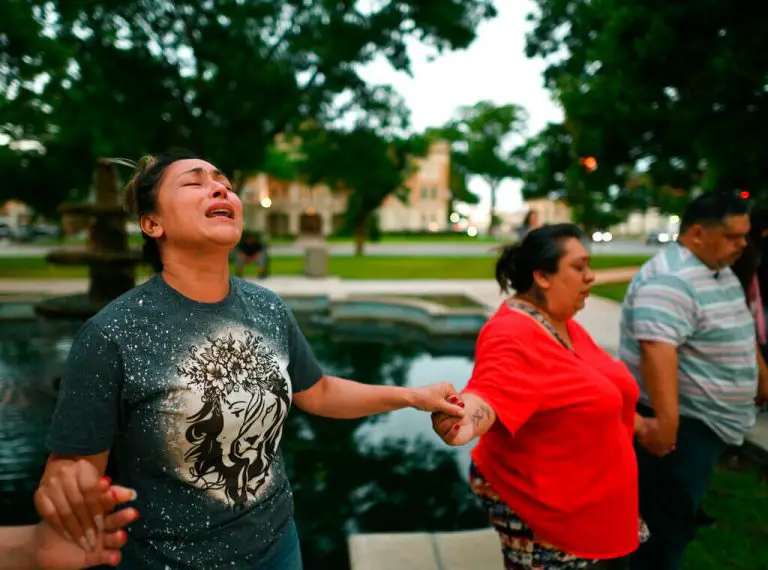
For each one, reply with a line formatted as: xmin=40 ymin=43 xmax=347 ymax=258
xmin=0 ymin=318 xmax=487 ymax=569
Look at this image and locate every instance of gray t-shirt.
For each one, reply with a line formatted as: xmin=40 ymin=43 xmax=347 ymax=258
xmin=46 ymin=276 xmax=323 ymax=569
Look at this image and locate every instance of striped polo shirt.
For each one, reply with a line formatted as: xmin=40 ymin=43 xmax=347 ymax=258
xmin=618 ymin=243 xmax=757 ymax=445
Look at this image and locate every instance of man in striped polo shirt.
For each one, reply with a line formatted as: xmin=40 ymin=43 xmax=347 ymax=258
xmin=619 ymin=192 xmax=766 ymax=570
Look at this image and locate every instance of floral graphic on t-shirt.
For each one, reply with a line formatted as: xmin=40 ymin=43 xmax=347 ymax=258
xmin=176 ymin=330 xmax=291 ymax=507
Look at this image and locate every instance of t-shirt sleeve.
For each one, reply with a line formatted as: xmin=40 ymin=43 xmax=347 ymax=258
xmin=282 ymin=301 xmax=324 ymax=393
xmin=46 ymin=320 xmax=122 ymax=455
xmin=630 ymin=275 xmax=696 ymax=346
xmin=464 ymin=320 xmax=543 ymax=434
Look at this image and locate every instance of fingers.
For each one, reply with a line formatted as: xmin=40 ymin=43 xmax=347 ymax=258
xmin=435 ymin=398 xmax=466 ymax=419
xmin=75 ymin=461 xmax=108 ymax=536
xmin=102 ymin=530 xmax=129 ymax=550
xmin=104 ymin=507 xmax=140 ymax=532
xmin=92 ymin=548 xmax=122 ymax=567
xmin=62 ymin=467 xmax=100 ymax=551
xmin=34 ymin=488 xmax=68 ymax=540
xmin=101 ymin=485 xmax=138 ymax=512
xmin=40 ymin=475 xmax=87 ymax=548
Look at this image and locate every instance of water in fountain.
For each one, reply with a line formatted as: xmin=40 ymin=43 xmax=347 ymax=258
xmin=0 ymin=316 xmax=485 ymax=569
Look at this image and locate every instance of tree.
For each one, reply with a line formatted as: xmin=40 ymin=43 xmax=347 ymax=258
xmin=517 ymin=122 xmax=625 ymax=230
xmin=525 ymin=0 xmax=768 ymax=207
xmin=448 ymin=101 xmax=527 ymax=234
xmin=295 ymin=120 xmax=428 ymax=256
xmin=0 ymin=0 xmax=497 ymax=217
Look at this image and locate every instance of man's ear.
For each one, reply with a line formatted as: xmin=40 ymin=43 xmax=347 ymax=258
xmin=687 ymin=224 xmax=706 ymax=245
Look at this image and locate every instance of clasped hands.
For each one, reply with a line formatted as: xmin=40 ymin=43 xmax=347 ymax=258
xmin=31 ymin=460 xmax=139 ymax=569
xmin=635 ymin=416 xmax=676 ymax=456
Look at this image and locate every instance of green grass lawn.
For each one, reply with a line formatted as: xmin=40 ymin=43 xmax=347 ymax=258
xmin=684 ymin=456 xmax=768 ymax=570
xmin=590 ymin=281 xmax=631 ymax=302
xmin=0 ymin=255 xmax=649 ymax=280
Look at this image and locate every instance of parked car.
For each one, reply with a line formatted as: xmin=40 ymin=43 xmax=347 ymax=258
xmin=646 ymin=229 xmax=677 ymax=245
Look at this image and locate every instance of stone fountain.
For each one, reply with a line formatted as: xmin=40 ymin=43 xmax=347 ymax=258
xmin=34 ymin=159 xmax=143 ymax=318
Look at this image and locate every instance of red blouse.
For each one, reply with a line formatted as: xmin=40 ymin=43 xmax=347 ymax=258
xmin=466 ymin=304 xmax=639 ymax=559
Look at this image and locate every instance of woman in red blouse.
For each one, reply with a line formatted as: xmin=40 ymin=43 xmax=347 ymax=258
xmin=433 ymin=224 xmax=653 ymax=570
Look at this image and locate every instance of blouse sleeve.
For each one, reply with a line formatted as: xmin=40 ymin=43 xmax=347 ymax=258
xmin=464 ymin=319 xmax=543 ymax=434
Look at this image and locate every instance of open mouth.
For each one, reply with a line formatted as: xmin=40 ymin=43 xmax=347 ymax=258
xmin=205 ymin=204 xmax=235 ymax=219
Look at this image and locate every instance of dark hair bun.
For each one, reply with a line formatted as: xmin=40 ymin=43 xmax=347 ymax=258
xmin=494 ymin=223 xmax=584 ymax=294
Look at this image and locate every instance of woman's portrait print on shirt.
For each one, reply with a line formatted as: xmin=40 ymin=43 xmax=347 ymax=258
xmin=176 ymin=328 xmax=291 ymax=508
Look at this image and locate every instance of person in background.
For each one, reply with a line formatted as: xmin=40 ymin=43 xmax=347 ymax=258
xmin=619 ymin=192 xmax=768 ymax=570
xmin=1 ymin=460 xmax=138 ymax=570
xmin=235 ymin=232 xmax=268 ymax=278
xmin=732 ymin=207 xmax=768 ymax=365
xmin=433 ymin=223 xmax=650 ymax=570
xmin=517 ymin=209 xmax=541 ymax=240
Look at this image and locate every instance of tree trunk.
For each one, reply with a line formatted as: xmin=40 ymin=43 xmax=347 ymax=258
xmin=488 ymin=181 xmax=499 ymax=236
xmin=354 ymin=219 xmax=366 ymax=257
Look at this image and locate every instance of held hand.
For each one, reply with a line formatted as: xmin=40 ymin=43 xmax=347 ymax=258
xmin=35 ymin=460 xmax=108 ymax=551
xmin=431 ymin=411 xmax=474 ymax=446
xmin=34 ymin=482 xmax=140 ymax=569
xmin=637 ymin=417 xmax=676 ymax=456
xmin=409 ymin=383 xmax=466 ymax=418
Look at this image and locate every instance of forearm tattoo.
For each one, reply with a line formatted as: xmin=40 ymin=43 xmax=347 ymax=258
xmin=471 ymin=404 xmax=492 ymax=428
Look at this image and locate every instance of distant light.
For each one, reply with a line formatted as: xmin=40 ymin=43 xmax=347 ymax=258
xmin=740 ymin=190 xmax=750 ymax=199
xmin=467 ymin=226 xmax=478 ymax=237
xmin=260 ymin=197 xmax=272 ymax=208
xmin=592 ymin=231 xmax=612 ymax=243
xmin=669 ymin=215 xmax=680 ymax=223
xmin=449 ymin=212 xmax=460 ymax=223
xmin=580 ymin=156 xmax=598 ymax=172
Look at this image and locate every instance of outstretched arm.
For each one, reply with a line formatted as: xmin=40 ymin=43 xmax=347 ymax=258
xmin=293 ymin=375 xmax=466 ymax=419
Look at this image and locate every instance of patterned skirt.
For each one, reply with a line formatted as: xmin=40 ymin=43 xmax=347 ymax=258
xmin=470 ymin=462 xmax=643 ymax=570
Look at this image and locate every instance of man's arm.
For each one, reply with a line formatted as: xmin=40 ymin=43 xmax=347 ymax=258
xmin=756 ymin=343 xmax=768 ymax=404
xmin=639 ymin=341 xmax=679 ymax=454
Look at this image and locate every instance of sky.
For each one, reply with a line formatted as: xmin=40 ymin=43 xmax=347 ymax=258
xmin=358 ymin=1 xmax=563 ymax=215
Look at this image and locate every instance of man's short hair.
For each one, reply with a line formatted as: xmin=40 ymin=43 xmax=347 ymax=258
xmin=680 ymin=192 xmax=749 ymax=234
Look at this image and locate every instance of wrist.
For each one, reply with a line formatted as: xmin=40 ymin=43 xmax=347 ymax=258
xmin=400 ymin=387 xmax=419 ymax=409
xmin=2 ymin=525 xmax=38 ymax=570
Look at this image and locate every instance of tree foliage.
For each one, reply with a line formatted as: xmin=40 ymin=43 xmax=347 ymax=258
xmin=446 ymin=101 xmax=527 ymax=232
xmin=525 ymin=0 xmax=768 ymax=211
xmin=0 ymin=0 xmax=496 ymax=217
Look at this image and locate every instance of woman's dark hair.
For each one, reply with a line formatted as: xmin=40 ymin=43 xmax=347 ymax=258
xmin=116 ymin=149 xmax=200 ymax=273
xmin=496 ymin=223 xmax=583 ymax=293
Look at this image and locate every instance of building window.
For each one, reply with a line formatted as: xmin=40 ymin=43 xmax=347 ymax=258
xmin=421 ymin=187 xmax=428 ymax=199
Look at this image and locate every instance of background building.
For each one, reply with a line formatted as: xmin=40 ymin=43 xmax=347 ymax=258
xmin=240 ymin=141 xmax=452 ymax=238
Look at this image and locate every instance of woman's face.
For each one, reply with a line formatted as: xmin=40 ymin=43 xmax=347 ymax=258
xmin=536 ymin=237 xmax=594 ymax=319
xmin=143 ymin=158 xmax=243 ymax=250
